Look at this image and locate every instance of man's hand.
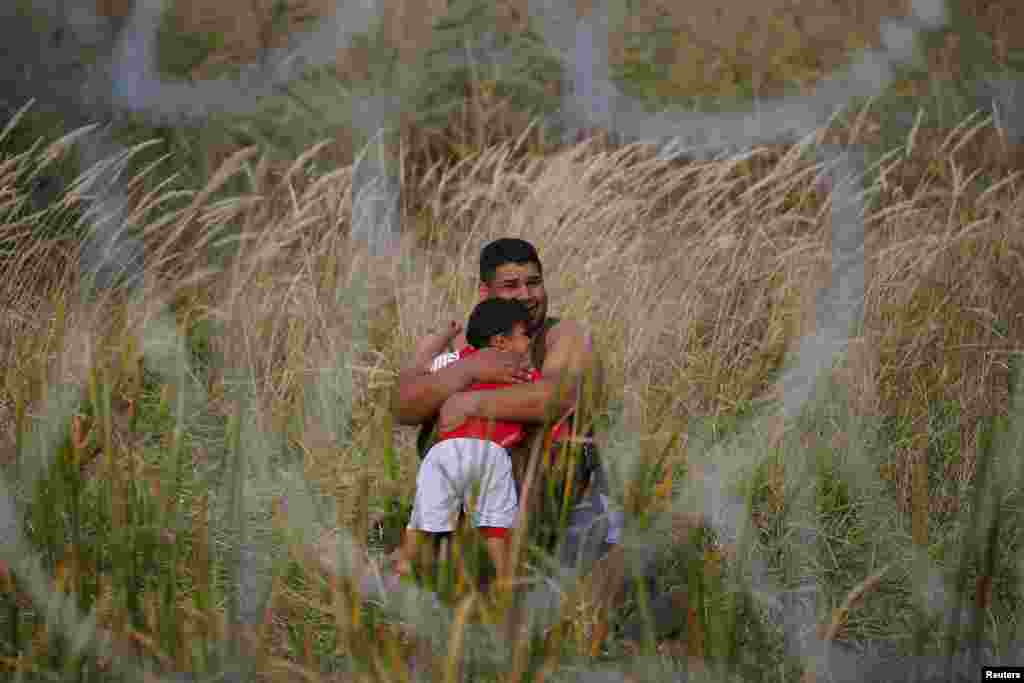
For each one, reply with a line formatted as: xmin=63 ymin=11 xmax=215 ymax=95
xmin=439 ymin=391 xmax=483 ymax=433
xmin=462 ymin=347 xmax=534 ymax=385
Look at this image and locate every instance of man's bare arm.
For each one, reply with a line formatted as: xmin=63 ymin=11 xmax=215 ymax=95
xmin=394 ymin=359 xmax=477 ymax=426
xmin=394 ymin=329 xmax=537 ymax=427
xmin=394 ymin=321 xmax=479 ymax=428
xmin=392 ymin=323 xmax=472 ymax=426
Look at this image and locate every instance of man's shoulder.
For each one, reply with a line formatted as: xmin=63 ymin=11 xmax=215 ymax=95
xmin=535 ymin=317 xmax=601 ymax=379
xmin=545 ymin=318 xmax=593 ymax=349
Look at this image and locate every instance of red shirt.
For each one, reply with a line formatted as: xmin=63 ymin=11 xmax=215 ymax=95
xmin=436 ymin=346 xmax=541 ymax=449
xmin=432 ymin=346 xmax=575 ymax=449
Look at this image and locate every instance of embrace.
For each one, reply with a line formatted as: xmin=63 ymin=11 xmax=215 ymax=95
xmin=391 ymin=238 xmax=622 ymax=588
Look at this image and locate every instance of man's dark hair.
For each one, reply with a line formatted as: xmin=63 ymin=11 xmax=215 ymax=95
xmin=479 ymin=238 xmax=543 ymax=284
xmin=466 ymin=298 xmax=531 ymax=349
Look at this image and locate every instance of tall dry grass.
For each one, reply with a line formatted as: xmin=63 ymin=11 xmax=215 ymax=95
xmin=2 ymin=96 xmax=1024 ymax=678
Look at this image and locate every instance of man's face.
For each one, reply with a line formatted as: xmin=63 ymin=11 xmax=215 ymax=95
xmin=493 ymin=321 xmax=532 ymax=356
xmin=480 ymin=262 xmax=548 ymax=335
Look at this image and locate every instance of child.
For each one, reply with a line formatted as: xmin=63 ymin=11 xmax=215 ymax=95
xmin=396 ymin=298 xmax=539 ymax=592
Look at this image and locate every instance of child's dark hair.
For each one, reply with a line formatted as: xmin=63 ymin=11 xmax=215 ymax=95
xmin=466 ymin=299 xmax=531 ymax=349
xmin=479 ymin=238 xmax=542 ymax=283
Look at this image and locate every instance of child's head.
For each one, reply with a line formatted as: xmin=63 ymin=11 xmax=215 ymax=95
xmin=466 ymin=299 xmax=532 ymax=354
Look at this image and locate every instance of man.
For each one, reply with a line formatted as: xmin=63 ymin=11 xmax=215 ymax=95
xmin=394 ymin=237 xmax=619 ymax=567
xmin=394 ymin=238 xmax=692 ymax=650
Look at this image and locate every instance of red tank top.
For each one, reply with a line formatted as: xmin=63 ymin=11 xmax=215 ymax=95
xmin=437 ymin=346 xmax=541 ymax=448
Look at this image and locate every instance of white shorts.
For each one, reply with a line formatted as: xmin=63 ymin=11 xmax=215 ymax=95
xmin=408 ymin=438 xmax=518 ymax=533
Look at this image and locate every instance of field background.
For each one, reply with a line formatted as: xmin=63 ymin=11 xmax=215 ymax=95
xmin=2 ymin=0 xmax=1024 ymax=680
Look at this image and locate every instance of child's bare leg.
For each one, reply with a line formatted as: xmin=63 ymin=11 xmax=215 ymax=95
xmin=483 ymin=533 xmax=512 ymax=594
xmin=396 ymin=528 xmax=427 ymax=579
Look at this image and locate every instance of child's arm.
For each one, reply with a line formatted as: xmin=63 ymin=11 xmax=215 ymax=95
xmin=411 ymin=321 xmax=463 ymax=374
